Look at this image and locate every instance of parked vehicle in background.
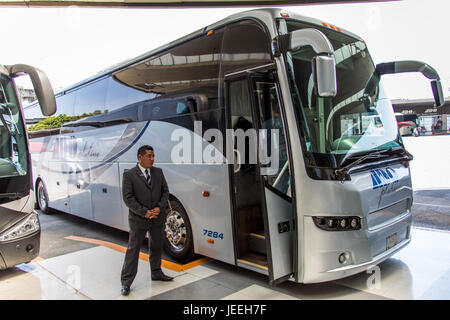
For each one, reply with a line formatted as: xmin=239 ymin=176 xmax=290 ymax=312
xmin=0 ymin=64 xmax=55 ymax=269
xmin=395 ymin=113 xmax=418 ymax=136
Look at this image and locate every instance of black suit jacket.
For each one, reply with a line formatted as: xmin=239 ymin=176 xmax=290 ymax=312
xmin=122 ymin=165 xmax=169 ymax=228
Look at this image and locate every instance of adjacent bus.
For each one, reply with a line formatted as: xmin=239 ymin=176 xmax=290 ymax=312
xmin=24 ymin=8 xmax=444 ymax=284
xmin=0 ymin=64 xmax=55 ymax=269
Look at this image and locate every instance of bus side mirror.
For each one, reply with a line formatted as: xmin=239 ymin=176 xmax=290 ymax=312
xmin=431 ymin=79 xmax=444 ymax=107
xmin=376 ymin=60 xmax=444 ymax=107
xmin=7 ymin=64 xmax=57 ymax=116
xmin=288 ymin=28 xmax=337 ymax=98
xmin=312 ymin=55 xmax=337 ymax=97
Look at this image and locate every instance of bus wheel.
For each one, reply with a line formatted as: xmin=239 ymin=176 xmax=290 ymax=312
xmin=36 ymin=180 xmax=51 ymax=214
xmin=163 ymin=200 xmax=194 ymax=262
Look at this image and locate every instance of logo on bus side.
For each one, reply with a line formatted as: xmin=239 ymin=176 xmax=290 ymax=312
xmin=370 ymin=167 xmax=399 ymax=190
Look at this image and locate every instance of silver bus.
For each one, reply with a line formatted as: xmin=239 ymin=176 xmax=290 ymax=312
xmin=0 ymin=64 xmax=55 ymax=269
xmin=24 ymin=8 xmax=443 ymax=284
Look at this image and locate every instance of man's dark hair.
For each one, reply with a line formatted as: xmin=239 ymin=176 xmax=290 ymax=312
xmin=137 ymin=145 xmax=154 ymax=158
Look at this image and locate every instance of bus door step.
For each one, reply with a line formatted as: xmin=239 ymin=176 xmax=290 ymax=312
xmin=249 ymin=231 xmax=266 ymax=255
xmin=237 ymin=252 xmax=268 ymax=276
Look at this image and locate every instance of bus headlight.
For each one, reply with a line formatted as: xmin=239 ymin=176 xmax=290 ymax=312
xmin=0 ymin=212 xmax=40 ymax=242
xmin=313 ymin=216 xmax=361 ymax=231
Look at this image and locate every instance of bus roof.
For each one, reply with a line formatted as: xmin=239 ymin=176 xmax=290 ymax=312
xmin=24 ymin=8 xmax=363 ymax=109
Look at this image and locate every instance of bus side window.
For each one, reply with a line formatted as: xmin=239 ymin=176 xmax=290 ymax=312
xmin=230 ymin=80 xmax=253 ymax=129
xmin=142 ymin=100 xmax=177 ymax=120
xmin=56 ymin=92 xmax=76 ymax=117
xmin=257 ymin=81 xmax=291 ymax=198
xmin=73 ymin=78 xmax=108 ymax=117
xmin=106 ymin=76 xmax=155 ymax=113
xmin=23 ymin=104 xmax=42 ymax=126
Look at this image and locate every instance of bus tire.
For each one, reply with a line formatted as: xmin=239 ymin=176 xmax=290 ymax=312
xmin=36 ymin=180 xmax=52 ymax=214
xmin=163 ymin=200 xmax=194 ymax=262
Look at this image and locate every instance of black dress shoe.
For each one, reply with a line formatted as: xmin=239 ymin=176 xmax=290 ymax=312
xmin=121 ymin=285 xmax=130 ymax=296
xmin=151 ymin=271 xmax=173 ymax=281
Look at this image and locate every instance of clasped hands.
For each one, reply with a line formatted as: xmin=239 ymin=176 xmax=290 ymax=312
xmin=144 ymin=207 xmax=160 ymax=219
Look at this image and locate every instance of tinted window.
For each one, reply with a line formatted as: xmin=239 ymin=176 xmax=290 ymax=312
xmin=0 ymin=74 xmax=28 ymax=179
xmin=73 ymin=77 xmax=108 ymax=116
xmin=141 ymin=95 xmax=197 ymax=121
xmin=23 ymin=104 xmax=43 ymax=125
xmin=221 ymin=20 xmax=272 ymax=76
xmin=106 ymin=76 xmax=156 ymax=112
xmin=56 ymin=92 xmax=76 ymax=116
xmin=113 ymin=28 xmax=224 ymax=109
xmin=62 ymin=102 xmax=140 ymax=134
xmin=285 ymin=20 xmax=401 ymax=171
xmin=256 ymin=80 xmax=291 ymax=197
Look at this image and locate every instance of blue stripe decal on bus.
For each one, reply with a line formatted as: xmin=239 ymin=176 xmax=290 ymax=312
xmin=41 ymin=121 xmax=150 ymax=174
xmin=85 ymin=121 xmax=150 ymax=173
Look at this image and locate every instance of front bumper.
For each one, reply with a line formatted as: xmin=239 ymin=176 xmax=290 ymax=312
xmin=0 ymin=230 xmax=40 ymax=270
xmin=301 ymin=211 xmax=412 ymax=283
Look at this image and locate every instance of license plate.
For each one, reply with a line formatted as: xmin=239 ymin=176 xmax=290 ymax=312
xmin=386 ymin=233 xmax=398 ymax=250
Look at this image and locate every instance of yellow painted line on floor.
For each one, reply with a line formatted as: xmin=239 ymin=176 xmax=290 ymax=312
xmin=31 ymin=256 xmax=45 ymax=262
xmin=65 ymin=235 xmax=211 ymax=272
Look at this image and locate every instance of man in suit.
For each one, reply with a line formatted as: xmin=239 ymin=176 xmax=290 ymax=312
xmin=121 ymin=145 xmax=172 ymax=296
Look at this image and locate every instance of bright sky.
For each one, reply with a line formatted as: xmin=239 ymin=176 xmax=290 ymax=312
xmin=0 ymin=0 xmax=448 ymax=100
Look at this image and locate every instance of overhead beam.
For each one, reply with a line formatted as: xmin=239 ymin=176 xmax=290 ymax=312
xmin=0 ymin=0 xmax=399 ymax=8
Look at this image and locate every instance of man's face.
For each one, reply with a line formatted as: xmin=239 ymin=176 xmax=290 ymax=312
xmin=138 ymin=149 xmax=154 ymax=169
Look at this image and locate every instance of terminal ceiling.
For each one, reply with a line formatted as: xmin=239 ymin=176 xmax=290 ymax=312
xmin=0 ymin=0 xmax=398 ymax=8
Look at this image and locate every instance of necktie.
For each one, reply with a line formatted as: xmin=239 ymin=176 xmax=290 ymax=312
xmin=145 ymin=169 xmax=151 ymax=185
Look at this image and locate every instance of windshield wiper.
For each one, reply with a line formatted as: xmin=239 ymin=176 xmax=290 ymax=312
xmin=334 ymin=147 xmax=409 ymax=182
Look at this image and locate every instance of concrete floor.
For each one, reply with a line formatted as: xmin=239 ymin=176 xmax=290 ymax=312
xmin=0 ymin=226 xmax=449 ymax=300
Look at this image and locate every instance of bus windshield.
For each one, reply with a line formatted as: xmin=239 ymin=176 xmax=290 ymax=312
xmin=283 ymin=20 xmax=402 ymax=168
xmin=0 ymin=74 xmax=28 ymax=179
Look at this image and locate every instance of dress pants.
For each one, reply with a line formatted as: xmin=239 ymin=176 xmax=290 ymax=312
xmin=121 ymin=219 xmax=164 ymax=287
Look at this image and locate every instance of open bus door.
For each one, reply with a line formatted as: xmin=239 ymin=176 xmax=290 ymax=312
xmin=227 ymin=72 xmax=295 ymax=285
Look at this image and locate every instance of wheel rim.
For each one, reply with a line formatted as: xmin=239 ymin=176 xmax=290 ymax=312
xmin=38 ymin=183 xmax=47 ymax=211
xmin=165 ymin=210 xmax=188 ymax=252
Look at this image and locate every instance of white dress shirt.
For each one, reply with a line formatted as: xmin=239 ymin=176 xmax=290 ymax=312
xmin=138 ymin=163 xmax=151 ymax=180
